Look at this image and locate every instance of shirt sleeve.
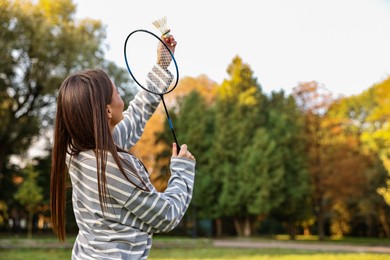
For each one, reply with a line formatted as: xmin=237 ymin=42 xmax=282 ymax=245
xmin=113 ymin=65 xmax=173 ymax=150
xmin=122 ymin=157 xmax=196 ymax=233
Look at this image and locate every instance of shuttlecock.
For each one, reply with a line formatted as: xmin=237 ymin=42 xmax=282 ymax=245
xmin=152 ymin=16 xmax=170 ymax=38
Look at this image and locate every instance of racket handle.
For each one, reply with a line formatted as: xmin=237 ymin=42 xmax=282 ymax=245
xmin=161 ymin=96 xmax=180 ymax=153
xmin=168 ymin=118 xmax=181 ymax=153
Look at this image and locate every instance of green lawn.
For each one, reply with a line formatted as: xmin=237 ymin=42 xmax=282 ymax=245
xmin=0 ymin=235 xmax=389 ymax=260
xmin=0 ymin=249 xmax=71 ymax=260
xmin=0 ymin=248 xmax=388 ymax=260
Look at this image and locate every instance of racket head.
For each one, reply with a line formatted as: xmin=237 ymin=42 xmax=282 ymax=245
xmin=124 ymin=29 xmax=179 ymax=95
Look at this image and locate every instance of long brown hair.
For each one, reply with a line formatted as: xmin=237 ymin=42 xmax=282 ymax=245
xmin=50 ymin=69 xmax=147 ymax=241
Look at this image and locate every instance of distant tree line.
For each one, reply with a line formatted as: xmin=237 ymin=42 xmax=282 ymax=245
xmin=154 ymin=57 xmax=390 ymax=239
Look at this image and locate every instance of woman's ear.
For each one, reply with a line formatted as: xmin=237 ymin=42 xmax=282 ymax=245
xmin=106 ymin=105 xmax=112 ymax=119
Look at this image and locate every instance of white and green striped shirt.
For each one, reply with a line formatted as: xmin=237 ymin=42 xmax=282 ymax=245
xmin=68 ymin=65 xmax=196 ymax=259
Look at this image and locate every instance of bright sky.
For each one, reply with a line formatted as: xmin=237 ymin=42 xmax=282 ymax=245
xmin=75 ymin=0 xmax=390 ymax=97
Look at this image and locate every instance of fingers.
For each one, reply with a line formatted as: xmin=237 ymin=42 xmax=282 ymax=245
xmin=162 ymin=35 xmax=177 ymax=47
xmin=163 ymin=35 xmax=177 ymax=47
xmin=176 ymin=144 xmax=195 ymax=161
xmin=172 ymin=143 xmax=178 ymax=156
xmin=162 ymin=35 xmax=177 ymax=56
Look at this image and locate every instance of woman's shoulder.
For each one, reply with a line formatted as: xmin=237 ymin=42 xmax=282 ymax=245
xmin=116 ymin=151 xmax=144 ymax=170
xmin=68 ymin=150 xmax=96 ymax=168
xmin=116 ymin=151 xmax=155 ymax=191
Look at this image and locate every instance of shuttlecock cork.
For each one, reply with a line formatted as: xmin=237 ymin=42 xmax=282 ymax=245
xmin=152 ymin=16 xmax=170 ymax=38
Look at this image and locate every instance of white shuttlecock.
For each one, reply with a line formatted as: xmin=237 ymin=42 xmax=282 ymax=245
xmin=152 ymin=16 xmax=170 ymax=37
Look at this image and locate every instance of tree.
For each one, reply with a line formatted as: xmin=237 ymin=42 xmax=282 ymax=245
xmin=293 ymin=81 xmax=333 ymax=240
xmin=328 ymin=83 xmax=390 ymax=237
xmin=14 ymin=164 xmax=43 ymax=238
xmin=360 ymin=77 xmax=390 ymax=206
xmin=212 ymin=56 xmax=265 ymax=236
xmin=266 ymin=91 xmax=311 ymax=239
xmin=0 ymin=0 xmax=132 ymax=195
xmin=321 ymin=97 xmax=374 ymax=238
xmin=237 ymin=128 xmax=284 ymax=236
xmin=0 ymin=0 xmax=133 ymax=236
xmin=174 ymin=91 xmax=215 ymax=208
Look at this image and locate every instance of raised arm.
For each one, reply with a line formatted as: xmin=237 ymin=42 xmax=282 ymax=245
xmin=113 ymin=65 xmax=173 ymax=150
xmin=113 ymin=35 xmax=177 ymax=150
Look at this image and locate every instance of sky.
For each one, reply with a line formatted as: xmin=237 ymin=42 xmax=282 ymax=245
xmin=74 ymin=0 xmax=390 ymax=97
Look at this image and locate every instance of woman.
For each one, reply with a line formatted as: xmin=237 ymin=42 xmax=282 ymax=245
xmin=50 ymin=35 xmax=196 ymax=259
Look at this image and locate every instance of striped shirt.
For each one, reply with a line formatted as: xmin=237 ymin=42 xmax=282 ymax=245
xmin=68 ymin=65 xmax=196 ymax=259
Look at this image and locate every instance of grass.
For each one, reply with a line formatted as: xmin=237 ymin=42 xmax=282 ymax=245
xmin=1 ymin=248 xmax=388 ymax=260
xmin=0 ymin=234 xmax=389 ymax=260
xmin=0 ymin=249 xmax=71 ymax=260
xmin=273 ymin=234 xmax=390 ymax=245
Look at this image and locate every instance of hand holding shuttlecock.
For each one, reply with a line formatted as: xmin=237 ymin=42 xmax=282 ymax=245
xmin=153 ymin=16 xmax=176 ymax=46
xmin=153 ymin=16 xmax=177 ymax=68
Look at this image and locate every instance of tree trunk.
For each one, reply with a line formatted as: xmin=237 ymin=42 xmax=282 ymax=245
xmin=378 ymin=206 xmax=390 ymax=238
xmin=287 ymin=221 xmax=297 ymax=240
xmin=243 ymin=216 xmax=251 ymax=237
xmin=27 ymin=209 xmax=33 ymax=239
xmin=366 ymin=215 xmax=373 ymax=237
xmin=0 ymin=146 xmax=5 ymax=191
xmin=233 ymin=218 xmax=244 ymax=236
xmin=303 ymin=225 xmax=311 ymax=236
xmin=317 ymin=205 xmax=325 ymax=241
xmin=215 ymin=218 xmax=223 ymax=237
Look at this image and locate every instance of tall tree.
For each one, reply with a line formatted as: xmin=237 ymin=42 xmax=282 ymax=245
xmin=237 ymin=127 xmax=284 ymax=236
xmin=266 ymin=91 xmax=311 ymax=239
xmin=175 ymin=91 xmax=215 ymax=211
xmin=293 ymin=81 xmax=333 ymax=240
xmin=0 ymin=0 xmax=132 ymax=193
xmin=212 ymin=56 xmax=265 ymax=236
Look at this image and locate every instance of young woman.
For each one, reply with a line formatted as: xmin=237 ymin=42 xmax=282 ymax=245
xmin=50 ymin=35 xmax=196 ymax=259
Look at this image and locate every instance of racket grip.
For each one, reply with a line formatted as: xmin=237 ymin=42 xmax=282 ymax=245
xmin=175 ymin=140 xmax=181 ymax=153
xmin=168 ymin=118 xmax=180 ymax=153
xmin=161 ymin=96 xmax=180 ymax=153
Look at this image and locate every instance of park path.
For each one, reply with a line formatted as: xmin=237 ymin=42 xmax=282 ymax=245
xmin=212 ymin=239 xmax=390 ymax=254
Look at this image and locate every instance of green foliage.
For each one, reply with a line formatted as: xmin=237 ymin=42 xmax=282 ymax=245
xmin=174 ymin=59 xmax=389 ymax=238
xmin=213 ymin=57 xmax=264 ymax=222
xmin=266 ymin=91 xmax=311 ymax=227
xmin=175 ymin=91 xmax=217 ymax=218
xmin=0 ymin=0 xmax=105 ymax=176
xmin=239 ymin=127 xmax=284 ymax=215
xmin=14 ymin=165 xmax=43 ymax=212
xmin=0 ymin=0 xmax=135 ymax=238
xmin=0 ymin=0 xmax=133 ymax=196
xmin=162 ymin=56 xmax=315 ymax=237
xmin=14 ymin=164 xmax=43 ymax=238
xmin=219 ymin=56 xmax=262 ymax=106
xmin=358 ymin=77 xmax=390 ymax=205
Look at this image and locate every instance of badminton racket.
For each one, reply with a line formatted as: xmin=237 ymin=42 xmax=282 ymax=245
xmin=123 ymin=22 xmax=180 ymax=151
